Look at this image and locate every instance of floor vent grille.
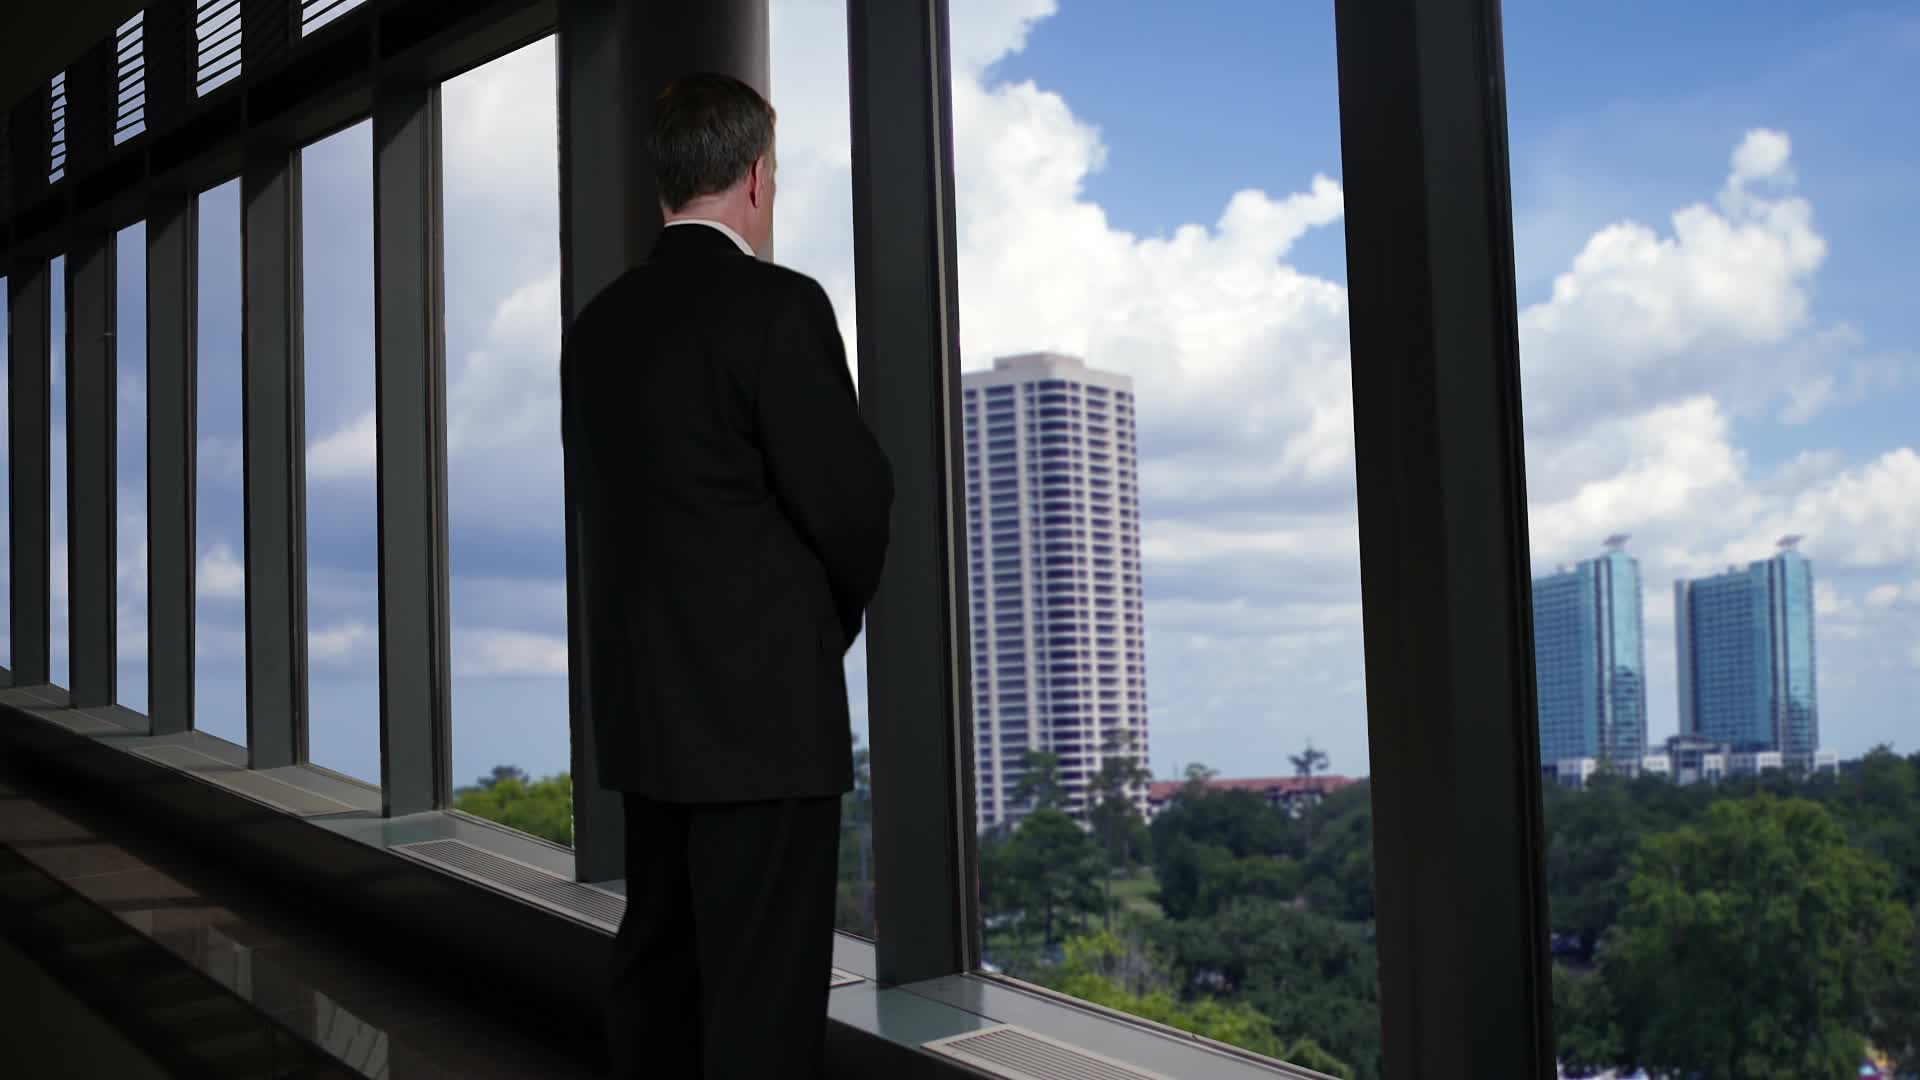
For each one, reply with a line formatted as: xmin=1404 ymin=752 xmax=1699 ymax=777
xmin=392 ymin=839 xmax=626 ymax=933
xmin=923 ymin=1024 xmax=1178 ymax=1080
xmin=129 ymin=745 xmax=358 ymax=817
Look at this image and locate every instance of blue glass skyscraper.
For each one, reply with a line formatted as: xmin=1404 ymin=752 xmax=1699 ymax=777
xmin=1532 ymin=537 xmax=1647 ymax=767
xmin=1674 ymin=538 xmax=1819 ymax=758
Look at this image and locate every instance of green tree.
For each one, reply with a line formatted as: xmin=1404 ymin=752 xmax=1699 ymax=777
xmin=998 ymin=807 xmax=1106 ymax=949
xmin=1155 ymin=898 xmax=1381 ymax=1080
xmin=1835 ymin=747 xmax=1920 ymax=906
xmin=1868 ymin=908 xmax=1920 ymax=1076
xmin=1551 ymin=965 xmax=1622 ymax=1073
xmin=1296 ymin=780 xmax=1374 ymax=923
xmin=1150 ymin=785 xmax=1295 ymax=919
xmin=1196 ymin=855 xmax=1302 ymax=919
xmin=1035 ymin=929 xmax=1358 ymax=1070
xmin=1282 ymin=1037 xmax=1357 ymax=1080
xmin=837 ymin=733 xmax=876 ymax=936
xmin=1088 ymin=732 xmax=1154 ymax=928
xmin=1289 ymin=743 xmax=1329 ymax=782
xmin=453 ymin=768 xmax=573 ymax=846
xmin=1012 ymin=750 xmax=1068 ymax=814
xmin=1542 ymin=777 xmax=1643 ymax=959
xmin=1604 ymin=795 xmax=1913 ymax=1080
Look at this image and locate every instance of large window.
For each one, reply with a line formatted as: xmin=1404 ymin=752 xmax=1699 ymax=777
xmin=299 ymin=121 xmax=380 ymax=783
xmin=940 ymin=7 xmax=1379 ymax=1075
xmin=770 ymin=0 xmax=870 ymax=939
xmin=441 ymin=39 xmax=571 ymax=844
xmin=49 ymin=256 xmax=68 ymax=689
xmin=116 ymin=223 xmax=149 ymax=713
xmin=195 ymin=181 xmax=247 ymax=746
xmin=1503 ymin=8 xmax=1920 ymax=1078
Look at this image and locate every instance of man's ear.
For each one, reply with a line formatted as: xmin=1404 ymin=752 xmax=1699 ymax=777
xmin=748 ymin=155 xmax=770 ymax=207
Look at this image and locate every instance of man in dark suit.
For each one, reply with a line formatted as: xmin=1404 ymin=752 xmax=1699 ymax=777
xmin=559 ymin=72 xmax=893 ymax=1079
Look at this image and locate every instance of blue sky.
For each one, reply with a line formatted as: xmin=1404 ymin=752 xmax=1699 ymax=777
xmin=4 ymin=1 xmax=1916 ymax=795
xmin=948 ymin=0 xmax=1920 ymax=778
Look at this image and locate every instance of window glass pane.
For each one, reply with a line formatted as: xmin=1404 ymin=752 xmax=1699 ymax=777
xmin=300 ymin=120 xmax=380 ymax=783
xmin=944 ymin=7 xmax=1378 ymax=1074
xmin=196 ymin=180 xmax=247 ymax=745
xmin=771 ymin=0 xmax=870 ymax=939
xmin=1501 ymin=9 xmax=1920 ymax=1077
xmin=117 ymin=222 xmax=149 ymax=713
xmin=50 ymin=255 xmax=67 ymax=689
xmin=442 ymin=39 xmax=571 ymax=845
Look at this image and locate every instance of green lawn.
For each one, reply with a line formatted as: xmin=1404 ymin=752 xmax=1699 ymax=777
xmin=1109 ymin=867 xmax=1163 ymax=918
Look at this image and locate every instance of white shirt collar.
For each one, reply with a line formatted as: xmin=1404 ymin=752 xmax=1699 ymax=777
xmin=663 ymin=218 xmax=755 ymax=257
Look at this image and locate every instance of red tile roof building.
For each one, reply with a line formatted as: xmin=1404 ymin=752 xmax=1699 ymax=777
xmin=1143 ymin=774 xmax=1357 ymax=821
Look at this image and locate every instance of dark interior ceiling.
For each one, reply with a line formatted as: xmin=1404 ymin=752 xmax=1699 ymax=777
xmin=1 ymin=1 xmax=151 ymax=117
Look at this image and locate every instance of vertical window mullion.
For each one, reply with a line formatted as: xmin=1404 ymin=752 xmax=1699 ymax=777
xmin=66 ymin=234 xmax=119 ymax=708
xmin=1333 ymin=0 xmax=1555 ymax=1075
xmin=7 ymin=265 xmax=55 ymax=686
xmin=373 ymin=80 xmax=452 ymax=814
xmin=240 ymin=147 xmax=307 ymax=768
xmin=148 ymin=196 xmax=198 ymax=735
xmin=847 ymin=0 xmax=977 ymax=983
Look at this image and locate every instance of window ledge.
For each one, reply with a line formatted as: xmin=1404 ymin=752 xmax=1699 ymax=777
xmin=2 ymin=690 xmax=1332 ymax=1080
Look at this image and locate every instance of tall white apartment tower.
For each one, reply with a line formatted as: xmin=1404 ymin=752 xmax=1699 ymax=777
xmin=962 ymin=353 xmax=1150 ymax=831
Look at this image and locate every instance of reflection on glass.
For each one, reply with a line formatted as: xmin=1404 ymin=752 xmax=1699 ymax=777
xmin=1502 ymin=7 xmax=1920 ymax=1076
xmin=300 ymin=121 xmax=380 ymax=784
xmin=50 ymin=256 xmax=68 ymax=688
xmin=936 ymin=7 xmax=1378 ymax=1074
xmin=441 ymin=39 xmax=571 ymax=845
xmin=769 ymin=0 xmax=872 ymax=939
xmin=117 ymin=223 xmax=150 ymax=713
xmin=195 ymin=181 xmax=248 ymax=746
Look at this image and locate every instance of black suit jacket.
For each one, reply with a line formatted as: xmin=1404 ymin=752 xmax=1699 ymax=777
xmin=559 ymin=223 xmax=893 ymax=802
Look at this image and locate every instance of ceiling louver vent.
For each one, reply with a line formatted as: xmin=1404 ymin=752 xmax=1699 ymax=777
xmin=115 ymin=12 xmax=147 ymax=145
xmin=300 ymin=0 xmax=369 ymax=37
xmin=49 ymin=72 xmax=70 ymax=184
xmin=196 ymin=0 xmax=243 ymax=97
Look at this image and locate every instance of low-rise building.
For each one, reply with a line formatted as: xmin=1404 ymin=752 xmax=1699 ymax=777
xmin=1143 ymin=775 xmax=1356 ymax=822
xmin=1546 ymin=731 xmax=1839 ymax=789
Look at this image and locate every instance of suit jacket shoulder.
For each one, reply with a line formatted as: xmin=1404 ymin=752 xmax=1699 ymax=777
xmin=558 ymin=228 xmax=891 ymax=804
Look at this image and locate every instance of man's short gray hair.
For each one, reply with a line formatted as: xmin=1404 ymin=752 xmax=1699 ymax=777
xmin=648 ymin=73 xmax=776 ymax=213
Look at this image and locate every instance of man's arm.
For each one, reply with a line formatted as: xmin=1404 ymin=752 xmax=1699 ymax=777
xmin=755 ymin=278 xmax=894 ymax=648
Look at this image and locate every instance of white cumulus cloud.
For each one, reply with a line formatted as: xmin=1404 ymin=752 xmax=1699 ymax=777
xmin=408 ymin=7 xmax=1918 ymax=771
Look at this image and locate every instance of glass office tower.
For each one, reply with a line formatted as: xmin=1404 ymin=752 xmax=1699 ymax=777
xmin=1532 ymin=536 xmax=1648 ymax=767
xmin=1675 ymin=537 xmax=1819 ymax=758
xmin=962 ymin=353 xmax=1149 ymax=830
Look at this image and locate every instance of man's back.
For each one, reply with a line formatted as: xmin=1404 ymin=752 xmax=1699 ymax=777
xmin=560 ymin=222 xmax=892 ymax=804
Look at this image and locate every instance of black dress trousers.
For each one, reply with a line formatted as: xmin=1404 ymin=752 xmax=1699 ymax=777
xmin=605 ymin=793 xmax=843 ymax=1079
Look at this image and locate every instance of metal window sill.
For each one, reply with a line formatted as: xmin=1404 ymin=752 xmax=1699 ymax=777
xmin=2 ymin=690 xmax=1328 ymax=1079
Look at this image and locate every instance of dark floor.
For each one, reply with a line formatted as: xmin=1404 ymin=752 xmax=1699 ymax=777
xmin=0 ymin=773 xmax=609 ymax=1078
